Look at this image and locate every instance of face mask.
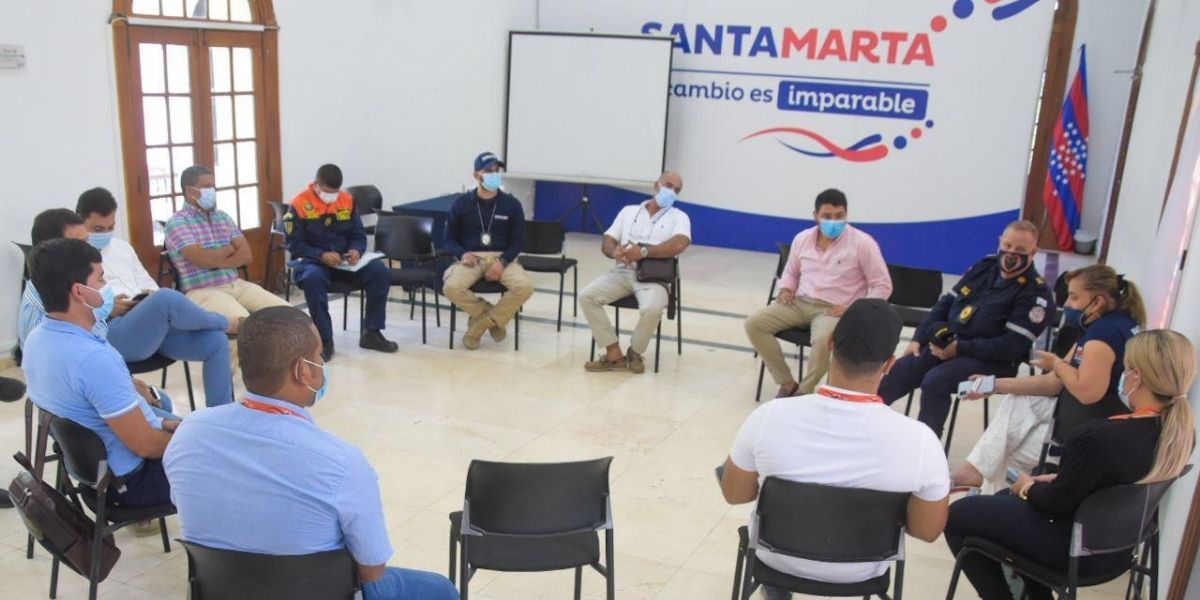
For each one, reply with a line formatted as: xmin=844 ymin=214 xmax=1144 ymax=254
xmin=88 ymin=232 xmax=113 ymax=251
xmin=81 ymin=284 xmax=114 ymax=322
xmin=1063 ymin=297 xmax=1098 ymax=329
xmin=315 ymin=185 xmax=340 ymax=204
xmin=655 ymin=187 xmax=678 ymax=209
xmin=481 ymin=172 xmax=503 ymax=192
xmin=197 ymin=187 xmax=217 ymax=211
xmin=819 ymin=219 xmax=847 ymax=239
xmin=1117 ymin=370 xmax=1134 ymax=409
xmin=998 ymin=250 xmax=1031 ymax=276
xmin=302 ymin=358 xmax=329 ymax=404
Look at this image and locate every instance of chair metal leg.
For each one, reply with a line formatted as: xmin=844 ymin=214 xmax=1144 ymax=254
xmin=448 ymin=529 xmax=457 ymax=583
xmin=421 ymin=287 xmax=428 ymax=345
xmin=360 ymin=293 xmax=365 ymax=330
xmin=573 ymin=566 xmax=583 ymax=600
xmin=731 ymin=543 xmax=746 ymax=600
xmin=410 ymin=289 xmax=416 ymax=320
xmin=160 ymin=365 xmax=168 ymax=388
xmin=944 ymin=397 xmax=961 ymax=453
xmin=449 ymin=305 xmax=456 ymax=350
xmin=740 ymin=549 xmax=756 ymax=600
xmin=342 ymin=292 xmax=349 ymax=330
xmin=605 ymin=529 xmax=615 ymax=600
xmin=183 ymin=363 xmax=196 ymax=411
xmin=50 ymin=556 xmax=60 ymax=599
xmin=435 ymin=291 xmax=442 ymax=327
xmin=654 ymin=321 xmax=662 ymax=373
xmin=1066 ymin=555 xmax=1079 ymax=600
xmin=573 ymin=265 xmax=578 ymax=317
xmin=159 ymin=517 xmax=171 ymax=552
xmin=904 ymin=391 xmax=914 ymax=416
xmin=676 ymin=278 xmax=683 ymax=355
xmin=944 ymin=553 xmax=966 ymax=599
xmin=983 ymin=397 xmax=990 ymax=429
xmin=1148 ymin=532 xmax=1159 ymax=600
xmin=515 ymin=309 xmax=520 ymax=351
xmin=460 ymin=537 xmax=470 ymax=600
xmin=755 ymin=362 xmax=766 ymax=402
xmin=557 ymin=272 xmax=565 ymax=332
xmin=894 ymin=557 xmax=905 ymax=599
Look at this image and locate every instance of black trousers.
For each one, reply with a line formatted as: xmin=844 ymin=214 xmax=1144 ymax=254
xmin=944 ymin=493 xmax=1130 ymax=599
xmin=112 ymin=459 xmax=171 ymax=508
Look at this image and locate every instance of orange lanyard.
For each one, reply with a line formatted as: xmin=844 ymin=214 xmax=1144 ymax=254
xmin=1109 ymin=407 xmax=1162 ymax=421
xmin=241 ymin=397 xmax=307 ymax=420
xmin=817 ymin=386 xmax=884 ymax=404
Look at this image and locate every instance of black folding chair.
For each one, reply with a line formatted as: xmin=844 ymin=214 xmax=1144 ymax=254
xmin=374 ymin=214 xmax=443 ymax=344
xmin=448 ymin=458 xmax=615 ymax=600
xmin=518 ymin=220 xmax=578 ymax=331
xmin=265 ymin=201 xmax=291 ymax=298
xmin=23 ymin=399 xmax=65 ymax=561
xmin=347 ymin=184 xmax=383 ymax=235
xmin=732 ymin=478 xmax=909 ymax=600
xmin=266 ymin=203 xmax=365 ymax=331
xmin=946 ymin=465 xmax=1191 ymax=600
xmin=887 ymin=263 xmax=944 ymax=418
xmin=180 ymin=541 xmax=360 ymax=600
xmin=587 ymin=258 xmax=682 ymax=373
xmin=753 ymin=243 xmax=807 ymax=400
xmin=49 ymin=415 xmax=176 ymax=600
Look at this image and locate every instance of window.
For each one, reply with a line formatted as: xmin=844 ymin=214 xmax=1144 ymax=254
xmin=112 ymin=0 xmax=280 ymax=283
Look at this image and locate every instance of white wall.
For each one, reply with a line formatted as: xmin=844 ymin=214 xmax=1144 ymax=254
xmin=0 ymin=1 xmax=129 ymax=352
xmin=1070 ymin=0 xmax=1149 ymax=239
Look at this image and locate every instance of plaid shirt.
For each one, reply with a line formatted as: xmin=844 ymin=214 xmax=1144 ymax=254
xmin=164 ymin=204 xmax=242 ymax=292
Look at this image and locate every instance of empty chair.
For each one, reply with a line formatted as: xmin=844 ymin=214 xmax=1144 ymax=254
xmin=732 ymin=478 xmax=909 ymax=600
xmin=448 ymin=457 xmax=615 ymax=600
xmin=518 ymin=220 xmax=579 ymax=331
xmin=180 ymin=541 xmax=359 ymax=600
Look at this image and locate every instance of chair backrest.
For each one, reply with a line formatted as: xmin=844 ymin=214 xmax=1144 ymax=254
xmin=374 ymin=214 xmax=435 ymax=261
xmin=346 ymin=185 xmax=383 ymax=216
xmin=15 ymin=240 xmax=32 ymax=283
xmin=268 ymin=201 xmax=287 ymax=233
xmin=463 ymin=457 xmax=613 ymax=536
xmin=48 ymin=416 xmax=109 ymax=488
xmin=1072 ymin=465 xmax=1192 ymax=558
xmin=523 ymin=220 xmax=566 ymax=256
xmin=887 ymin=263 xmax=944 ymax=308
xmin=754 ymin=477 xmax=909 ymax=563
xmin=773 ymin=242 xmax=791 ymax=279
xmin=180 ymin=540 xmax=359 ymax=600
xmin=1054 ymin=271 xmax=1069 ymax=308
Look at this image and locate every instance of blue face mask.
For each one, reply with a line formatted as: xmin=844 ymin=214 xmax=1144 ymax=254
xmin=302 ymin=358 xmax=329 ymax=404
xmin=819 ymin=219 xmax=847 ymax=239
xmin=198 ymin=187 xmax=217 ymax=211
xmin=481 ymin=172 xmax=503 ymax=192
xmin=655 ymin=186 xmax=678 ymax=209
xmin=88 ymin=232 xmax=113 ymax=251
xmin=1117 ymin=370 xmax=1133 ymax=409
xmin=81 ymin=284 xmax=114 ymax=322
xmin=1063 ymin=297 xmax=1098 ymax=329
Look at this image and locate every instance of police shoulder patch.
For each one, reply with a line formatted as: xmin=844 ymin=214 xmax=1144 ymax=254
xmin=1029 ymin=306 xmax=1046 ymax=324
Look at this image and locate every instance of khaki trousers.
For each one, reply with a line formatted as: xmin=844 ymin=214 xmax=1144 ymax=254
xmin=443 ymin=258 xmax=534 ymax=327
xmin=579 ymin=268 xmax=669 ymax=355
xmin=186 ymin=279 xmax=290 ymax=322
xmin=744 ymin=297 xmax=838 ymax=393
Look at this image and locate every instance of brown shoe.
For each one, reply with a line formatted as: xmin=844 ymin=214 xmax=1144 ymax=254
xmin=627 ymin=350 xmax=645 ymax=374
xmin=130 ymin=520 xmax=161 ymax=537
xmin=775 ymin=383 xmax=800 ymax=398
xmin=488 ymin=321 xmax=507 ymax=343
xmin=584 ymin=357 xmax=629 ymax=372
xmin=464 ymin=314 xmax=491 ymax=351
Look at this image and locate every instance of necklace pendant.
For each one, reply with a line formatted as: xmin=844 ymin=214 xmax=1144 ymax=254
xmin=481 ymin=233 xmax=492 ymax=247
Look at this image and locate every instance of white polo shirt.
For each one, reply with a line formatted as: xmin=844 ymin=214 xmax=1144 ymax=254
xmin=101 ymin=237 xmax=160 ymax=297
xmin=730 ymin=386 xmax=950 ymax=583
xmin=605 ymin=201 xmax=691 ymax=247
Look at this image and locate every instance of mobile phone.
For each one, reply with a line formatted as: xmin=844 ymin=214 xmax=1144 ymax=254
xmin=714 ymin=464 xmax=725 ymax=484
xmin=1006 ymin=467 xmax=1020 ymax=484
xmin=131 ymin=291 xmax=150 ymax=302
xmin=956 ymin=375 xmax=995 ymax=397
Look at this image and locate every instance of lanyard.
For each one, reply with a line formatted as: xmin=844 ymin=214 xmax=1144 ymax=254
xmin=241 ymin=397 xmax=307 ymax=420
xmin=1109 ymin=407 xmax=1163 ymax=421
xmin=816 ymin=385 xmax=884 ymax=404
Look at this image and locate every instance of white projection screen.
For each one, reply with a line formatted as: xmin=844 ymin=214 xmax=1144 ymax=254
xmin=504 ymin=31 xmax=674 ymax=186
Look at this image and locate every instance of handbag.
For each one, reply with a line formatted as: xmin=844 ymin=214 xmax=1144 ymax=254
xmin=8 ymin=449 xmax=121 ymax=582
xmin=636 ymin=257 xmax=676 ymax=284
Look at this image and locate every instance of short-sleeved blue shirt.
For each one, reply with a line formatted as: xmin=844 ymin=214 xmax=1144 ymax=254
xmin=23 ymin=318 xmax=163 ymax=476
xmin=1070 ymin=310 xmax=1140 ymax=397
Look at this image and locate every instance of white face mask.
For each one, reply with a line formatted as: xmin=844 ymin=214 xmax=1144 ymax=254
xmin=315 ymin=184 xmax=339 ymax=204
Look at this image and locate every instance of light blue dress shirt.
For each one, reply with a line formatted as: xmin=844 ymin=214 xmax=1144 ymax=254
xmin=163 ymin=392 xmax=393 ymax=566
xmin=23 ymin=318 xmax=163 ymax=476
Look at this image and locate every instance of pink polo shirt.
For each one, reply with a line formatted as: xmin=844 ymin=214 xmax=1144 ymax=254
xmin=778 ymin=225 xmax=893 ymax=307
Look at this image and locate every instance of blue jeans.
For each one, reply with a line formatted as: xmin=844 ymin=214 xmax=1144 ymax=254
xmin=362 ymin=567 xmax=457 ymax=600
xmin=107 ymin=289 xmax=234 ymax=407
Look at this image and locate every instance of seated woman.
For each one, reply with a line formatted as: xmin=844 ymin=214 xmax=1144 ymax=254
xmin=953 ymin=265 xmax=1145 ymax=489
xmin=944 ymin=329 xmax=1196 ymax=599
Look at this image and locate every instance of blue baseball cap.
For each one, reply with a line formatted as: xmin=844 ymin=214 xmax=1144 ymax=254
xmin=474 ymin=152 xmax=505 ymax=172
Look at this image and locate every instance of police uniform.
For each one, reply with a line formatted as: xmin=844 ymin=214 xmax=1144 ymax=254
xmin=878 ymin=256 xmax=1056 ymax=438
xmin=284 ymin=185 xmax=393 ymax=354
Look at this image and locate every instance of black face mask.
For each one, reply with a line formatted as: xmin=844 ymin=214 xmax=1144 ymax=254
xmin=998 ymin=250 xmax=1031 ymax=276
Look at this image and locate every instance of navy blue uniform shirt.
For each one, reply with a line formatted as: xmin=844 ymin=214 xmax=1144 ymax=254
xmin=443 ymin=190 xmax=525 ymax=264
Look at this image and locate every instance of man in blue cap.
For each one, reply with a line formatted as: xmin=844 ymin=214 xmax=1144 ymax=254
xmin=443 ymin=152 xmax=534 ymax=350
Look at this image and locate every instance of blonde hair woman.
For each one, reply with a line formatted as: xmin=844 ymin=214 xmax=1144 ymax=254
xmin=953 ymin=265 xmax=1145 ymax=489
xmin=945 ymin=329 xmax=1196 ymax=599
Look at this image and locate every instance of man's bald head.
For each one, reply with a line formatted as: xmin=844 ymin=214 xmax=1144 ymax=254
xmin=239 ymin=307 xmax=322 ymax=396
xmin=657 ymin=171 xmax=683 ymax=194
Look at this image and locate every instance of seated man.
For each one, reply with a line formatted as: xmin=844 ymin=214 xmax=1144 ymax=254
xmin=20 ymin=208 xmax=234 ymax=407
xmin=877 ymin=220 xmax=1056 ymax=438
xmin=580 ymin=171 xmax=691 ymax=373
xmin=744 ymin=189 xmax=891 ymax=397
xmin=721 ymin=299 xmax=949 ymax=595
xmin=23 ymin=238 xmax=180 ymax=508
xmin=161 ymin=168 xmax=288 ymax=332
xmin=285 ymin=164 xmax=397 ymax=361
xmin=442 ymin=152 xmax=534 ymax=350
xmin=163 ymin=307 xmax=457 ymax=600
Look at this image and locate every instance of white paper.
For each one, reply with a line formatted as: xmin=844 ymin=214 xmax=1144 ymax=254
xmin=334 ymin=251 xmax=385 ymax=273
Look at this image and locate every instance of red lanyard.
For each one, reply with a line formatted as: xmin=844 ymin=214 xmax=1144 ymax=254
xmin=1109 ymin=407 xmax=1163 ymax=421
xmin=241 ymin=397 xmax=307 ymax=420
xmin=817 ymin=386 xmax=884 ymax=404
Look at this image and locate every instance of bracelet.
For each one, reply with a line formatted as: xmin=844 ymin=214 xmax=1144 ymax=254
xmin=1018 ymin=481 xmax=1034 ymax=500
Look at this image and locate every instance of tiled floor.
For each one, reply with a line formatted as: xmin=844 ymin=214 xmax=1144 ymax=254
xmin=0 ymin=233 xmax=1127 ymax=599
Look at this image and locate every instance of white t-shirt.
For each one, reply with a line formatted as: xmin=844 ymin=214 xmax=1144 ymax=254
xmin=605 ymin=201 xmax=691 ymax=247
xmin=730 ymin=387 xmax=950 ymax=583
xmin=101 ymin=237 xmax=160 ymax=297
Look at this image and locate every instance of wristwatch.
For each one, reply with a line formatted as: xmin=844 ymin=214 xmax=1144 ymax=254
xmin=639 ymin=246 xmax=649 ymax=259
